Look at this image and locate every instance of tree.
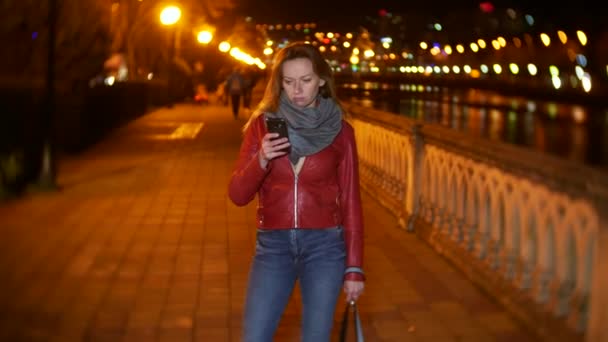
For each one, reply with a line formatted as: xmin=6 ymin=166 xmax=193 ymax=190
xmin=109 ymin=0 xmax=239 ymax=80
xmin=225 ymin=17 xmax=267 ymax=56
xmin=0 ymin=0 xmax=111 ymax=194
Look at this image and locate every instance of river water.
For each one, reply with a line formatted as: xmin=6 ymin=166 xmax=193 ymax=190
xmin=337 ymin=81 xmax=608 ymax=170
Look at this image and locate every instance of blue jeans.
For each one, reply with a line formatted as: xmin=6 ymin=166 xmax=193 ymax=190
xmin=243 ymin=227 xmax=346 ymax=342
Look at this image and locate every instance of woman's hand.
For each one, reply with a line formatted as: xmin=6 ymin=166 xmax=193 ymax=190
xmin=258 ymin=133 xmax=290 ymax=169
xmin=344 ymin=280 xmax=365 ymax=303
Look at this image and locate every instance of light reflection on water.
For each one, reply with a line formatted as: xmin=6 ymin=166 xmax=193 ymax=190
xmin=338 ymin=81 xmax=608 ymax=169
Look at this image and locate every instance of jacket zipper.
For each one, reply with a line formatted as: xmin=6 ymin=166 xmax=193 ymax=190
xmin=293 ymin=173 xmax=299 ymax=228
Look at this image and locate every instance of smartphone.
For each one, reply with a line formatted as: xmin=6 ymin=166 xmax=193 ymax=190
xmin=265 ymin=117 xmax=289 ymax=140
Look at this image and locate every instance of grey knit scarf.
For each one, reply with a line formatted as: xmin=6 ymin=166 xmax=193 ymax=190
xmin=267 ymin=92 xmax=342 ymax=164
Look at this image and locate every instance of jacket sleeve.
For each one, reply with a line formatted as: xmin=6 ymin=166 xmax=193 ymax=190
xmin=338 ymin=122 xmax=365 ymax=281
xmin=228 ymin=117 xmax=269 ymax=206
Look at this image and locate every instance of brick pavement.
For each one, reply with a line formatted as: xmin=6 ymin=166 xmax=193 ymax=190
xmin=0 ymin=102 xmax=540 ymax=341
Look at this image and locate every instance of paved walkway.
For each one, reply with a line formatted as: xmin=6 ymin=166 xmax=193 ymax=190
xmin=0 ymin=102 xmax=539 ymax=341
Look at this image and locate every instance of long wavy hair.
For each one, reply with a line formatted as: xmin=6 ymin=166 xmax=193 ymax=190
xmin=243 ymin=41 xmax=343 ymax=131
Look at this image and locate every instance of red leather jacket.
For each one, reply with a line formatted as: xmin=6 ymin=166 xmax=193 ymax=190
xmin=228 ymin=115 xmax=364 ymax=281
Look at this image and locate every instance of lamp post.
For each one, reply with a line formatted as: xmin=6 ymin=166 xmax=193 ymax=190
xmin=36 ymin=0 xmax=58 ymax=191
xmin=160 ymin=5 xmax=181 ymax=108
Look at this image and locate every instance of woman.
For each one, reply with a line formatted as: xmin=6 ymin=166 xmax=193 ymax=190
xmin=228 ymin=42 xmax=365 ymax=342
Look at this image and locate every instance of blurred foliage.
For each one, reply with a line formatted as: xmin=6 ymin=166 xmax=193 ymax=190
xmin=0 ymin=0 xmax=110 ymax=86
xmin=225 ymin=17 xmax=267 ymax=57
xmin=110 ymin=0 xmax=241 ymax=80
xmin=0 ymin=0 xmax=242 ymax=83
xmin=0 ymin=0 xmax=266 ymax=86
xmin=0 ymin=150 xmax=23 ymax=185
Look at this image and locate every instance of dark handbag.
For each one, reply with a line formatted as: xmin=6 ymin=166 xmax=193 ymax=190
xmin=339 ymin=301 xmax=365 ymax=342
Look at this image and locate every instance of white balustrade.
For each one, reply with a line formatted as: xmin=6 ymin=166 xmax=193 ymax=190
xmin=345 ymin=103 xmax=607 ymax=342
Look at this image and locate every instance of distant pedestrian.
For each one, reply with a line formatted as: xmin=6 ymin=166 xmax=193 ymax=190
xmin=242 ymin=68 xmax=260 ymax=112
xmin=225 ymin=68 xmax=245 ymax=119
xmin=215 ymin=82 xmax=227 ymax=106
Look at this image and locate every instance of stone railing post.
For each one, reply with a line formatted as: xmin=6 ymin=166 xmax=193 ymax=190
xmin=405 ymin=123 xmax=424 ymax=232
xmin=586 ymin=202 xmax=608 ymax=342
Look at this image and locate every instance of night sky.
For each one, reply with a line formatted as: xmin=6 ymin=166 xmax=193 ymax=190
xmin=241 ymin=0 xmax=598 ymax=30
xmin=242 ymin=0 xmax=478 ymax=23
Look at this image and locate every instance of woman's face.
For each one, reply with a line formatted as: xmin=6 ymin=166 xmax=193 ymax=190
xmin=281 ymin=57 xmax=326 ymax=108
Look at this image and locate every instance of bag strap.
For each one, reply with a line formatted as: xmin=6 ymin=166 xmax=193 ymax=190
xmin=339 ymin=301 xmax=365 ymax=342
xmin=353 ymin=302 xmax=364 ymax=341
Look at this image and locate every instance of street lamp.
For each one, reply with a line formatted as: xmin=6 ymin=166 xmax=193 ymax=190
xmin=197 ymin=30 xmax=213 ymax=45
xmin=218 ymin=41 xmax=231 ymax=53
xmin=160 ymin=5 xmax=181 ymax=26
xmin=160 ymin=5 xmax=181 ymax=107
